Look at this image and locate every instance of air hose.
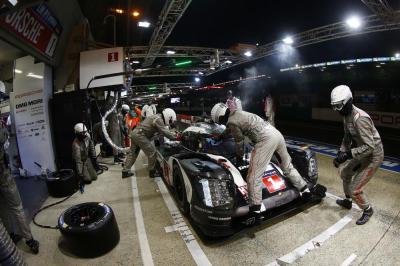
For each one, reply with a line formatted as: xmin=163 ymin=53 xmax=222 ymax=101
xmin=0 ymin=220 xmax=27 ymax=266
xmin=101 ymin=93 xmax=130 ymax=153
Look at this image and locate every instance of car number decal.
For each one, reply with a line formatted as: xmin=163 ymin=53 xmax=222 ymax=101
xmin=262 ymin=172 xmax=286 ymax=193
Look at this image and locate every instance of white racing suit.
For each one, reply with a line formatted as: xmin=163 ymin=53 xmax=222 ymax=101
xmin=224 ymin=110 xmax=307 ymax=206
xmin=0 ymin=125 xmax=33 ymax=240
xmin=123 ymin=114 xmax=177 ymax=173
xmin=264 ymin=95 xmax=275 ymax=127
xmin=338 ymin=106 xmax=384 ymax=209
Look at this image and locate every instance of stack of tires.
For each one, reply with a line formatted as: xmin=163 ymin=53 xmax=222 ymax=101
xmin=46 ymin=169 xmax=77 ymax=198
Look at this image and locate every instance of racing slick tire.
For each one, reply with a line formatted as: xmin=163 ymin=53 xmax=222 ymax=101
xmin=58 ymin=202 xmax=120 ymax=257
xmin=46 ymin=169 xmax=77 ymax=198
xmin=173 ymin=163 xmax=190 ymax=215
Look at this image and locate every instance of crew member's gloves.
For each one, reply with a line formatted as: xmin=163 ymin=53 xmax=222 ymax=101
xmin=333 ymin=151 xmax=352 ymax=168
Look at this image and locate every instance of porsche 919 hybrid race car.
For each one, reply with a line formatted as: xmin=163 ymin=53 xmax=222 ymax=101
xmin=155 ymin=121 xmax=326 ymax=237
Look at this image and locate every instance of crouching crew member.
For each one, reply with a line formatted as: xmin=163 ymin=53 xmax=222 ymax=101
xmin=122 ymin=108 xmax=181 ymax=178
xmin=331 ymin=85 xmax=384 ymax=225
xmin=72 ymin=123 xmax=98 ymax=184
xmin=210 ymin=103 xmax=319 ymax=225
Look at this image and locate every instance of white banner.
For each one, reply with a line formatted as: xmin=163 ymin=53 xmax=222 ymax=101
xmin=312 ymin=108 xmax=400 ymax=129
xmin=12 ymin=56 xmax=56 ymax=175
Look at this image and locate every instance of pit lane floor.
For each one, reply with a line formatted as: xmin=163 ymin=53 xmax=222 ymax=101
xmin=23 ymin=152 xmax=400 ymax=266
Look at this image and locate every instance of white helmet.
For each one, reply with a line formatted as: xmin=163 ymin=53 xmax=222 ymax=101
xmin=74 ymin=123 xmax=87 ymax=134
xmin=331 ymin=85 xmax=353 ymax=111
xmin=122 ymin=104 xmax=130 ymax=112
xmin=142 ymin=104 xmax=154 ymax=118
xmin=211 ymin=103 xmax=228 ymax=123
xmin=162 ymin=108 xmax=177 ymax=126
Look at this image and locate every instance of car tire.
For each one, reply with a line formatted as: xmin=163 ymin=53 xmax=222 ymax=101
xmin=58 ymin=202 xmax=120 ymax=258
xmin=172 ymin=163 xmax=190 ymax=215
xmin=46 ymin=169 xmax=77 ymax=198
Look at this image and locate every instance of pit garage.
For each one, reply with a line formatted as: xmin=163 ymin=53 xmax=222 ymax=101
xmin=0 ymin=1 xmax=399 ymax=266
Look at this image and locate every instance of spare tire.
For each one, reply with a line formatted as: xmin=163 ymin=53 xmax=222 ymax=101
xmin=46 ymin=169 xmax=77 ymax=198
xmin=58 ymin=202 xmax=120 ymax=258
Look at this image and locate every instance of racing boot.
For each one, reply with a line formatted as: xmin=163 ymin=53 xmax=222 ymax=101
xmin=114 ymin=156 xmax=124 ymax=164
xmin=336 ymin=198 xmax=353 ymax=210
xmin=300 ymin=186 xmax=312 ymax=200
xmin=26 ymin=238 xmax=39 ymax=254
xmin=356 ymin=206 xmax=374 ymax=225
xmin=122 ymin=170 xmax=134 ymax=179
xmin=243 ymin=205 xmax=262 ymax=226
xmin=149 ymin=169 xmax=160 ymax=178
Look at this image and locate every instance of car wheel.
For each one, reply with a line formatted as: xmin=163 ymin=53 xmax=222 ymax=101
xmin=58 ymin=202 xmax=120 ymax=258
xmin=172 ymin=163 xmax=190 ymax=214
xmin=46 ymin=169 xmax=77 ymax=198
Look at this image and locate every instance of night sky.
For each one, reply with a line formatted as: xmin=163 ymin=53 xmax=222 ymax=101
xmin=79 ymin=0 xmax=400 ymax=81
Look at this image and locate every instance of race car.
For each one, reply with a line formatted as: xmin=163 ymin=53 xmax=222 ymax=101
xmin=155 ymin=121 xmax=326 ymax=237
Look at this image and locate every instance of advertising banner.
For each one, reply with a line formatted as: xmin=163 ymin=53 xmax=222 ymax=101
xmin=12 ymin=56 xmax=55 ymax=175
xmin=0 ymin=3 xmax=62 ymax=58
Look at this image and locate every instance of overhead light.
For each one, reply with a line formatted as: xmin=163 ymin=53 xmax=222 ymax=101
xmin=244 ymin=51 xmax=252 ymax=57
xmin=115 ymin=8 xmax=124 ymax=14
xmin=14 ymin=69 xmax=22 ymax=74
xmin=27 ymin=73 xmax=43 ymax=79
xmin=166 ymin=50 xmax=175 ymax=55
xmin=195 ymin=77 xmax=200 ymax=82
xmin=380 ymin=62 xmax=385 ymax=65
xmin=282 ymin=36 xmax=294 ymax=45
xmin=346 ymin=16 xmax=362 ymax=29
xmin=395 ymin=53 xmax=400 ymax=58
xmin=8 ymin=0 xmax=18 ymax=6
xmin=376 ymin=65 xmax=381 ymax=68
xmin=138 ymin=21 xmax=151 ymax=28
xmin=225 ymin=60 xmax=232 ymax=64
xmin=256 ymin=43 xmax=259 ymax=46
xmin=131 ymin=60 xmax=140 ymax=64
xmin=175 ymin=60 xmax=192 ymax=66
xmin=132 ymin=11 xmax=140 ymax=17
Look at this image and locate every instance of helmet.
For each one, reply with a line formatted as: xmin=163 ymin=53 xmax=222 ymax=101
xmin=142 ymin=105 xmax=154 ymax=118
xmin=74 ymin=123 xmax=87 ymax=134
xmin=211 ymin=103 xmax=228 ymax=123
xmin=162 ymin=108 xmax=177 ymax=126
xmin=122 ymin=104 xmax=130 ymax=112
xmin=331 ymin=85 xmax=353 ymax=111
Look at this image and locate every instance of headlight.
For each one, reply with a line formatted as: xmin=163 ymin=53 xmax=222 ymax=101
xmin=199 ymin=179 xmax=233 ymax=208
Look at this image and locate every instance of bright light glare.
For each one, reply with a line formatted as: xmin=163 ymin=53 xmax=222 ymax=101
xmin=27 ymin=73 xmax=43 ymax=79
xmin=138 ymin=21 xmax=151 ymax=28
xmin=225 ymin=60 xmax=232 ymax=64
xmin=282 ymin=36 xmax=294 ymax=45
xmin=131 ymin=61 xmax=140 ymax=64
xmin=346 ymin=16 xmax=362 ymax=29
xmin=14 ymin=69 xmax=22 ymax=74
xmin=115 ymin=9 xmax=124 ymax=14
xmin=244 ymin=51 xmax=252 ymax=57
xmin=395 ymin=53 xmax=400 ymax=58
xmin=166 ymin=50 xmax=176 ymax=55
xmin=195 ymin=77 xmax=200 ymax=82
xmin=132 ymin=11 xmax=140 ymax=17
xmin=198 ymin=72 xmax=204 ymax=75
